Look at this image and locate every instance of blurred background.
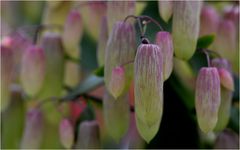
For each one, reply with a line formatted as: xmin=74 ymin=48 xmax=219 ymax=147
xmin=1 ymin=1 xmax=239 ymax=149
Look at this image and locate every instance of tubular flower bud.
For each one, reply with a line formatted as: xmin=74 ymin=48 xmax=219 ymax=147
xmin=21 ymin=108 xmax=43 ymax=149
xmin=172 ymin=1 xmax=202 ymax=60
xmin=20 ymin=45 xmax=45 ymax=97
xmin=155 ymin=31 xmax=173 ymax=80
xmin=104 ymin=21 xmax=136 ymax=98
xmin=59 ymin=118 xmax=74 ymax=149
xmin=103 ymin=91 xmax=130 ymax=142
xmin=107 ymin=1 xmax=135 ymax=32
xmin=199 ymin=5 xmax=219 ymax=36
xmin=97 ymin=16 xmax=108 ymax=67
xmin=134 ymin=44 xmax=163 ymax=143
xmin=218 ymin=68 xmax=234 ymax=91
xmin=211 ymin=58 xmax=234 ymax=131
xmin=38 ymin=32 xmax=64 ymax=99
xmin=75 ymin=120 xmax=101 ymax=149
xmin=213 ymin=19 xmax=238 ymax=73
xmin=158 ymin=1 xmax=173 ymax=23
xmin=63 ymin=10 xmax=83 ymax=59
xmin=195 ymin=67 xmax=221 ymax=133
xmin=1 ymin=45 xmax=14 ymax=111
xmin=109 ymin=66 xmax=125 ymax=99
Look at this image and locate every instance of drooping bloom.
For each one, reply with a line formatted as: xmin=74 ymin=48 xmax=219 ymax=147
xmin=20 ymin=45 xmax=45 ymax=97
xmin=211 ymin=58 xmax=234 ymax=131
xmin=172 ymin=1 xmax=202 ymax=60
xmin=107 ymin=1 xmax=135 ymax=32
xmin=134 ymin=44 xmax=163 ymax=143
xmin=75 ymin=120 xmax=101 ymax=149
xmin=59 ymin=118 xmax=74 ymax=149
xmin=103 ymin=91 xmax=130 ymax=142
xmin=199 ymin=5 xmax=219 ymax=37
xmin=1 ymin=45 xmax=13 ymax=111
xmin=104 ymin=21 xmax=136 ymax=98
xmin=21 ymin=108 xmax=43 ymax=149
xmin=38 ymin=32 xmax=64 ymax=100
xmin=155 ymin=31 xmax=173 ymax=80
xmin=195 ymin=67 xmax=221 ymax=133
xmin=97 ymin=16 xmax=108 ymax=67
xmin=62 ymin=10 xmax=83 ymax=59
xmin=158 ymin=1 xmax=173 ymax=23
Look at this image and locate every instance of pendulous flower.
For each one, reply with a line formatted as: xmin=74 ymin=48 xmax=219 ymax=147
xmin=172 ymin=1 xmax=202 ymax=60
xmin=134 ymin=43 xmax=163 ymax=143
xmin=195 ymin=67 xmax=221 ymax=133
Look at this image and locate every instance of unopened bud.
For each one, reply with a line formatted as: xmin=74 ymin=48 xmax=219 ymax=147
xmin=199 ymin=5 xmax=219 ymax=36
xmin=134 ymin=44 xmax=163 ymax=143
xmin=211 ymin=58 xmax=231 ymax=71
xmin=59 ymin=118 xmax=74 ymax=149
xmin=155 ymin=31 xmax=173 ymax=80
xmin=218 ymin=68 xmax=234 ymax=91
xmin=195 ymin=67 xmax=220 ymax=133
xmin=75 ymin=120 xmax=101 ymax=149
xmin=108 ymin=66 xmax=126 ymax=99
xmin=21 ymin=108 xmax=43 ymax=148
xmin=38 ymin=32 xmax=64 ymax=99
xmin=103 ymin=91 xmax=130 ymax=141
xmin=97 ymin=16 xmax=108 ymax=67
xmin=104 ymin=21 xmax=136 ymax=98
xmin=158 ymin=1 xmax=173 ymax=23
xmin=172 ymin=1 xmax=202 ymax=60
xmin=214 ymin=129 xmax=239 ymax=149
xmin=63 ymin=10 xmax=83 ymax=59
xmin=1 ymin=45 xmax=14 ymax=111
xmin=20 ymin=45 xmax=45 ymax=97
xmin=107 ymin=1 xmax=135 ymax=32
xmin=64 ymin=60 xmax=81 ymax=88
xmin=224 ymin=5 xmax=239 ymax=29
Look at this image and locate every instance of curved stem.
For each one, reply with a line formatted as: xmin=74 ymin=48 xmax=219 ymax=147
xmin=139 ymin=15 xmax=164 ymax=31
xmin=203 ymin=50 xmax=211 ymax=67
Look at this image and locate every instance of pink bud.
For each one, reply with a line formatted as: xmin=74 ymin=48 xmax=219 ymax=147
xmin=199 ymin=5 xmax=219 ymax=36
xmin=63 ymin=10 xmax=83 ymax=59
xmin=97 ymin=16 xmax=108 ymax=67
xmin=195 ymin=67 xmax=221 ymax=133
xmin=214 ymin=129 xmax=239 ymax=149
xmin=104 ymin=21 xmax=136 ymax=98
xmin=218 ymin=68 xmax=234 ymax=91
xmin=59 ymin=118 xmax=74 ymax=149
xmin=20 ymin=45 xmax=45 ymax=97
xmin=155 ymin=31 xmax=173 ymax=80
xmin=158 ymin=1 xmax=173 ymax=22
xmin=1 ymin=45 xmax=14 ymax=111
xmin=103 ymin=91 xmax=130 ymax=142
xmin=134 ymin=44 xmax=163 ymax=143
xmin=211 ymin=58 xmax=232 ymax=72
xmin=172 ymin=1 xmax=202 ymax=60
xmin=21 ymin=108 xmax=43 ymax=148
xmin=107 ymin=1 xmax=135 ymax=32
xmin=108 ymin=66 xmax=125 ymax=99
xmin=224 ymin=5 xmax=239 ymax=29
xmin=75 ymin=120 xmax=101 ymax=149
xmin=38 ymin=32 xmax=64 ymax=99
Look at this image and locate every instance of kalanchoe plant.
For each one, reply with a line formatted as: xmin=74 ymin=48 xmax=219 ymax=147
xmin=195 ymin=67 xmax=221 ymax=133
xmin=134 ymin=43 xmax=163 ymax=143
xmin=155 ymin=31 xmax=173 ymax=80
xmin=20 ymin=45 xmax=45 ymax=97
xmin=104 ymin=21 xmax=136 ymax=99
xmin=103 ymin=91 xmax=130 ymax=142
xmin=0 ymin=45 xmax=14 ymax=111
xmin=59 ymin=118 xmax=74 ymax=149
xmin=63 ymin=9 xmax=83 ymax=59
xmin=172 ymin=1 xmax=202 ymax=60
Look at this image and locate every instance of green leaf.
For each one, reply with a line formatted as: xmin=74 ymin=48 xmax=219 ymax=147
xmin=62 ymin=75 xmax=104 ymax=101
xmin=94 ymin=66 xmax=104 ymax=77
xmin=197 ymin=35 xmax=215 ymax=49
